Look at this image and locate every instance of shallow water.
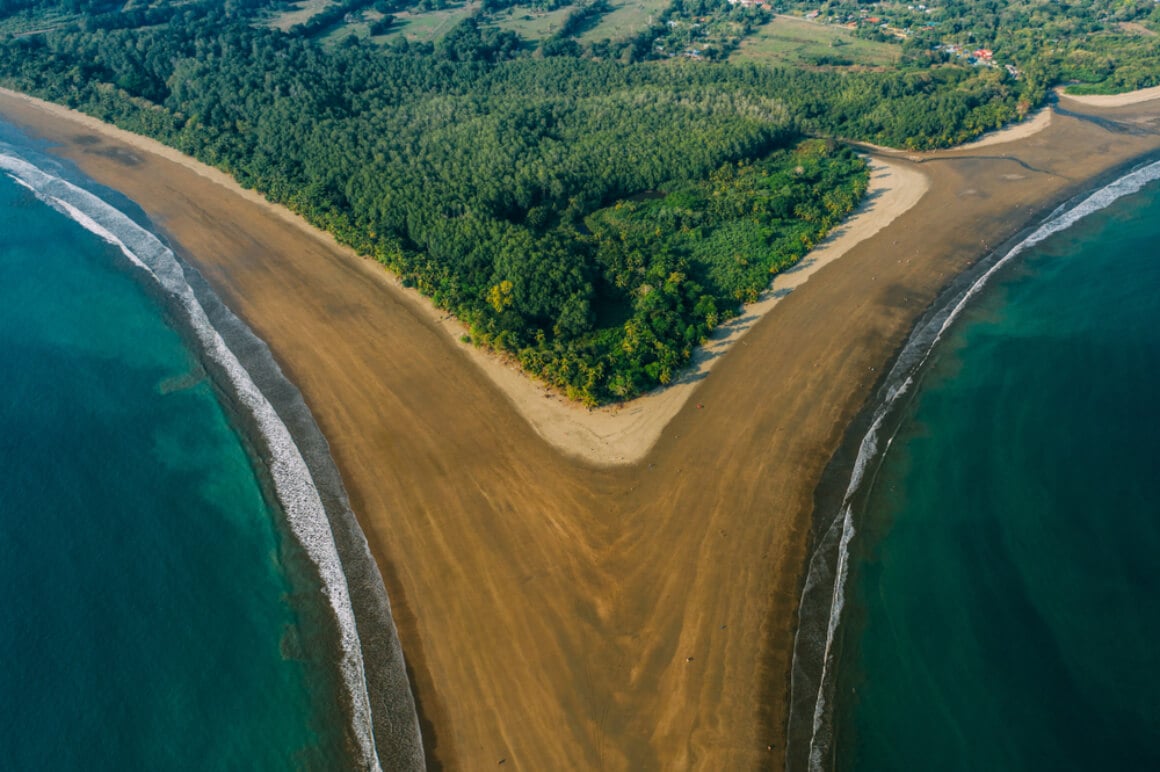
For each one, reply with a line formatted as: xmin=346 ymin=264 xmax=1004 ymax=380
xmin=833 ymin=178 xmax=1160 ymax=769
xmin=0 ymin=154 xmax=355 ymax=767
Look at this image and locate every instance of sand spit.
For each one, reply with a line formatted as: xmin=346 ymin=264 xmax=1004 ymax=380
xmin=2 ymin=87 xmax=1157 ymax=771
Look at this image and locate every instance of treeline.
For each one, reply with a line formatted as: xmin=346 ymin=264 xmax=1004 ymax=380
xmin=0 ymin=1 xmax=1026 ymax=401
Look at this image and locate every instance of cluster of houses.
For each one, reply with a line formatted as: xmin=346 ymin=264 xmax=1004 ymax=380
xmin=796 ymin=7 xmax=916 ymax=39
xmin=937 ymin=42 xmax=1020 ymax=76
xmin=727 ymin=0 xmax=774 ymax=10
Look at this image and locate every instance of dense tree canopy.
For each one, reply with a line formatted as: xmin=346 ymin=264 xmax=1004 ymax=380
xmin=0 ymin=0 xmax=1148 ymax=400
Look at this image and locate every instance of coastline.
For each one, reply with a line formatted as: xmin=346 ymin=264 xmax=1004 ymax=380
xmin=0 ymin=128 xmax=424 ymax=769
xmin=786 ymin=146 xmax=1160 ymax=770
xmin=1 ymin=86 xmax=1157 ymax=770
xmin=818 ymin=161 xmax=1160 ymax=770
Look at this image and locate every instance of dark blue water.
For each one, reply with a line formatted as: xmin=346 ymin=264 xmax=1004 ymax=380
xmin=834 ymin=175 xmax=1160 ymax=769
xmin=0 ymin=159 xmax=353 ymax=767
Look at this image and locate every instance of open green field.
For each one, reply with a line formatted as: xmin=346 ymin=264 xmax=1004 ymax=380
xmin=385 ymin=2 xmax=480 ymax=43
xmin=731 ymin=14 xmax=900 ymax=68
xmin=265 ymin=0 xmax=336 ymax=32
xmin=577 ymin=0 xmax=669 ymax=43
xmin=317 ymin=8 xmax=396 ymax=45
xmin=490 ymin=4 xmax=576 ymax=42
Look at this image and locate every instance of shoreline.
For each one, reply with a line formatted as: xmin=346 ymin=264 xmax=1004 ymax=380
xmin=0 ymin=129 xmax=424 ymax=769
xmin=785 ymin=146 xmax=1160 ymax=769
xmin=851 ymin=105 xmax=1054 ymax=158
xmin=0 ymin=86 xmax=1157 ymax=770
xmin=179 ymin=256 xmax=427 ymax=770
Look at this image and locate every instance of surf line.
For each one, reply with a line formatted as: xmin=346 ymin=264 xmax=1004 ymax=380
xmin=0 ymin=147 xmax=421 ymax=771
xmin=787 ymin=157 xmax=1160 ymax=771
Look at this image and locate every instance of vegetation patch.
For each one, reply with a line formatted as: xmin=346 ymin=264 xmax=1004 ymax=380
xmin=557 ymin=140 xmax=868 ymax=399
xmin=733 ymin=14 xmax=900 ymax=68
xmin=576 ymin=0 xmax=668 ymax=44
xmin=489 ymin=3 xmax=577 ymax=43
xmin=385 ymin=0 xmax=481 ymax=43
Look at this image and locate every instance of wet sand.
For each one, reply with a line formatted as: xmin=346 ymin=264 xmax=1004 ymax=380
xmin=1 ymin=89 xmax=1157 ymax=769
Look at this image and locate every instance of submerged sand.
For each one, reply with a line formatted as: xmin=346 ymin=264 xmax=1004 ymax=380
xmin=1 ymin=87 xmax=1157 ymax=769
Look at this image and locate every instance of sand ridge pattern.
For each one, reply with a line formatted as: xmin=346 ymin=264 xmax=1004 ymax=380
xmin=2 ymin=90 xmax=1157 ymax=769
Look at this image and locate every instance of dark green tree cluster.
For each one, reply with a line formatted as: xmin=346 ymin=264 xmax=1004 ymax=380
xmin=566 ymin=140 xmax=867 ymax=396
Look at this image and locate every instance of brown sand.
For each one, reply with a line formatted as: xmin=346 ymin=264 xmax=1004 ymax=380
xmin=1 ymin=90 xmax=1158 ymax=770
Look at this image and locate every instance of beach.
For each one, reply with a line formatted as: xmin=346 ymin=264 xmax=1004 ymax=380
xmin=1 ymin=87 xmax=1157 ymax=769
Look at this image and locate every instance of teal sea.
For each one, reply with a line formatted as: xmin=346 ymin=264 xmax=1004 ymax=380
xmin=0 ymin=131 xmax=382 ymax=768
xmin=825 ymin=168 xmax=1160 ymax=769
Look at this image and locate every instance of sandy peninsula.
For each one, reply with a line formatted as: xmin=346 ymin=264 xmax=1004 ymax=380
xmin=1 ymin=86 xmax=1158 ymax=770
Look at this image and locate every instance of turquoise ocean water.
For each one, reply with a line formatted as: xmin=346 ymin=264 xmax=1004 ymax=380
xmin=826 ymin=170 xmax=1160 ymax=768
xmin=0 ymin=134 xmax=369 ymax=767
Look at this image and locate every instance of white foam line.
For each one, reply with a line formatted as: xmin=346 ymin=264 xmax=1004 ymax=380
xmin=801 ymin=158 xmax=1160 ymax=770
xmin=0 ymin=151 xmax=384 ymax=771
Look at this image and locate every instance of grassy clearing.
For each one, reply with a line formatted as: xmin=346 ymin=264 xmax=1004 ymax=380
xmin=265 ymin=0 xmax=337 ymax=32
xmin=490 ymin=4 xmax=576 ymax=42
xmin=317 ymin=8 xmax=394 ymax=45
xmin=577 ymin=0 xmax=669 ymax=43
xmin=731 ymin=14 xmax=900 ymax=68
xmin=385 ymin=2 xmax=480 ymax=43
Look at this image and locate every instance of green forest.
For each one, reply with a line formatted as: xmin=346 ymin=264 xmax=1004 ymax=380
xmin=0 ymin=0 xmax=1155 ymax=401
